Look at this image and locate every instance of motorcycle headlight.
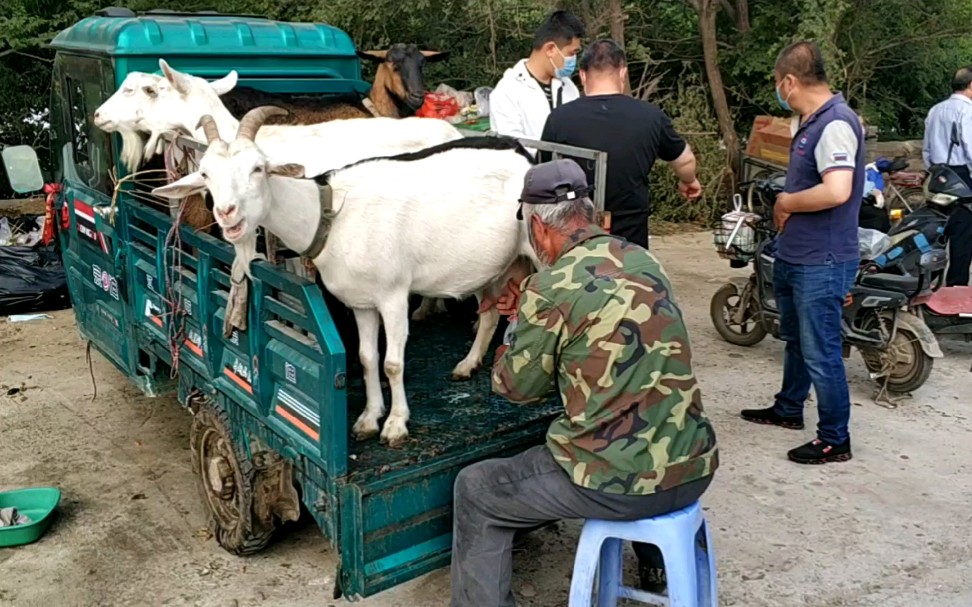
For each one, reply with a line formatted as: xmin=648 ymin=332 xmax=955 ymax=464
xmin=929 ymin=192 xmax=957 ymax=206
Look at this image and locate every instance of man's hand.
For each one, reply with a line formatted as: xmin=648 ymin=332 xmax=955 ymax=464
xmin=493 ymin=344 xmax=509 ymax=366
xmin=775 ymin=192 xmax=793 ymax=232
xmin=679 ymin=178 xmax=703 ymax=200
xmin=478 ymin=277 xmax=523 ymax=316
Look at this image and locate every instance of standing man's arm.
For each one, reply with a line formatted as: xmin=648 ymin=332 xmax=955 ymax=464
xmin=961 ymin=107 xmax=972 ymax=172
xmin=491 ymin=286 xmax=560 ymax=405
xmin=489 ymin=87 xmax=527 ymax=139
xmin=922 ymin=110 xmax=934 ymax=169
xmin=656 ymin=111 xmax=702 ymax=199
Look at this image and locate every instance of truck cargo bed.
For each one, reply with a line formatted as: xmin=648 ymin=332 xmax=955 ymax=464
xmin=346 ymin=311 xmax=559 ymax=482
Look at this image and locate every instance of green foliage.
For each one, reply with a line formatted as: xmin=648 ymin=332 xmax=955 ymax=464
xmin=3 ymin=0 xmax=972 ymax=206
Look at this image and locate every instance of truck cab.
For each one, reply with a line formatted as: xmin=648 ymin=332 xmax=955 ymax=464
xmin=4 ymin=8 xmax=608 ymax=600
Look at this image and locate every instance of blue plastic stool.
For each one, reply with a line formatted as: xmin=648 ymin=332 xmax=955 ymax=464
xmin=567 ymin=501 xmax=716 ymax=607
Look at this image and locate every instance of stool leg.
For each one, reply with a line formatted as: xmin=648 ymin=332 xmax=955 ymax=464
xmin=595 ymin=538 xmax=623 ymax=607
xmin=699 ymin=520 xmax=717 ymax=607
xmin=568 ymin=525 xmax=608 ymax=607
xmin=658 ymin=534 xmax=699 ymax=607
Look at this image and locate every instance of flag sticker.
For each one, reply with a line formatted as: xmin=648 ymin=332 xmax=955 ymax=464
xmin=832 ymin=151 xmax=849 ymax=162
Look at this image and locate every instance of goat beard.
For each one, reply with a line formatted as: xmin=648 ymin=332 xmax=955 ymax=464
xmin=223 ymin=235 xmax=260 ymax=337
xmin=120 ymin=131 xmax=145 ymax=172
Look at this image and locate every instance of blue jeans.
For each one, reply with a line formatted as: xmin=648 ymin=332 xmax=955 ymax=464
xmin=772 ymin=258 xmax=858 ymax=444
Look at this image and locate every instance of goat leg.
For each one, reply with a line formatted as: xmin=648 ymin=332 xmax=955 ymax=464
xmin=452 ymin=256 xmax=534 ymax=379
xmin=377 ymin=296 xmax=411 ymax=447
xmin=410 ymin=296 xmax=439 ymax=322
xmin=351 ymin=307 xmax=384 ymax=441
xmin=450 ymin=294 xmax=500 ymax=381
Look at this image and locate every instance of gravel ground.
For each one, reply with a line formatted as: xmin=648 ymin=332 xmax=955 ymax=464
xmin=1 ymin=230 xmax=970 ymax=607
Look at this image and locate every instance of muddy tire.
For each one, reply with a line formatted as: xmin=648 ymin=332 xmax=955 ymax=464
xmin=889 ymin=187 xmax=926 ymax=213
xmin=710 ymin=283 xmax=767 ymax=347
xmin=861 ymin=326 xmax=934 ymax=394
xmin=189 ymin=399 xmax=275 ymax=555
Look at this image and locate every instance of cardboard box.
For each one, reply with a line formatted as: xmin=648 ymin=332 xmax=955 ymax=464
xmin=745 ymin=116 xmax=793 ymax=167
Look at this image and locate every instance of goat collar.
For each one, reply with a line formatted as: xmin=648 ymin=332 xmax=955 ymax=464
xmin=300 ymin=184 xmax=333 ymax=260
xmin=362 ymin=97 xmax=381 ymax=117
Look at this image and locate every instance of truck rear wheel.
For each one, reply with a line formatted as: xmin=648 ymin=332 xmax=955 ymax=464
xmin=189 ymin=399 xmax=275 ymax=555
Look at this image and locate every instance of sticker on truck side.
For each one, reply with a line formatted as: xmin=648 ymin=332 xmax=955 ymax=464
xmin=92 ymin=265 xmax=119 ymax=300
xmin=74 ymin=199 xmax=111 ymax=254
xmin=275 ymin=389 xmax=320 ymax=441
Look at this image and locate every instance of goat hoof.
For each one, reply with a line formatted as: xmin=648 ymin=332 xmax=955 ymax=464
xmin=380 ymin=434 xmax=408 ymax=449
xmin=449 ymin=361 xmax=479 ymax=381
xmin=353 ymin=428 xmax=380 ymax=442
xmin=379 ymin=419 xmax=409 ymax=447
xmin=449 ymin=366 xmax=478 ymax=381
xmin=352 ymin=418 xmax=381 ymax=441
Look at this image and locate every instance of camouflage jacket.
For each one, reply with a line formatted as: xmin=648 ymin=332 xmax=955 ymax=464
xmin=492 ymin=225 xmax=718 ymax=495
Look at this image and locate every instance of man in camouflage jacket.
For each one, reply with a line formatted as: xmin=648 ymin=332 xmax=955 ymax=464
xmin=449 ymin=159 xmax=719 ymax=607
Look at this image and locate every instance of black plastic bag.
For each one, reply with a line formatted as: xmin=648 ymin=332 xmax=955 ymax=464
xmin=0 ymin=243 xmax=70 ymax=316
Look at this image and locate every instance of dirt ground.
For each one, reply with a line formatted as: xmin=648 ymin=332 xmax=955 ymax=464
xmin=2 ymin=230 xmax=971 ymax=607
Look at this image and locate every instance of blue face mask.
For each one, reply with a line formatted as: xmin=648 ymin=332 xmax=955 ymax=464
xmin=775 ymin=82 xmax=792 ymax=112
xmin=554 ymin=48 xmax=576 ymax=79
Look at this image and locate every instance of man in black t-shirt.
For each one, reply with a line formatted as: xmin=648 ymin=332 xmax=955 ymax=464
xmin=540 ymin=39 xmax=701 ymax=248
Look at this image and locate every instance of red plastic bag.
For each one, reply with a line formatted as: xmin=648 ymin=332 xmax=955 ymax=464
xmin=415 ymin=92 xmax=460 ymax=119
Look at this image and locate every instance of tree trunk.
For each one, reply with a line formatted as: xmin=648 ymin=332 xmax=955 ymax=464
xmin=694 ymin=0 xmax=739 ymax=179
xmin=736 ymin=0 xmax=750 ymax=31
xmin=608 ymin=0 xmax=631 ymax=94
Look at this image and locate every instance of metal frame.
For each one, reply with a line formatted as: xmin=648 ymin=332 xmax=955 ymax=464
xmin=456 ymin=128 xmax=608 ymax=212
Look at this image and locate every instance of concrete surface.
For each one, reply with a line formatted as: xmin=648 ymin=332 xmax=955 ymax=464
xmin=1 ymin=231 xmax=971 ymax=607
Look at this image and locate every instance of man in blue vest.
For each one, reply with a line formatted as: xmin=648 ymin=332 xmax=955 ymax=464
xmin=741 ymin=41 xmax=864 ymax=465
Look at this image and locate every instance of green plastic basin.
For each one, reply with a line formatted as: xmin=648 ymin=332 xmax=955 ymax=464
xmin=0 ymin=487 xmax=61 ymax=547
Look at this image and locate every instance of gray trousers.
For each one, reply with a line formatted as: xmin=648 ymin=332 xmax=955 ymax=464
xmin=449 ymin=445 xmax=712 ymax=607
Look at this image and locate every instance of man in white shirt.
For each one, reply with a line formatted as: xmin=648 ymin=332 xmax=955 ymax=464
xmin=923 ymin=66 xmax=972 ymax=286
xmin=488 ymin=10 xmax=584 ymax=145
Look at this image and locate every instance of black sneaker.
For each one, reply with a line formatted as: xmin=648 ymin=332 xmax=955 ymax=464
xmin=740 ymin=406 xmax=804 ymax=429
xmin=788 ymin=438 xmax=852 ymax=464
xmin=637 ymin=563 xmax=667 ymax=595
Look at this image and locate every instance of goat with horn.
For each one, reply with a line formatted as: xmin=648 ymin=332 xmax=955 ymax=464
xmin=152 ymin=105 xmax=538 ymax=447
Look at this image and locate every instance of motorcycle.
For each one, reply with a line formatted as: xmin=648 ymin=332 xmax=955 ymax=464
xmin=875 ymin=155 xmax=927 ymax=214
xmin=904 ymin=149 xmax=972 ymax=341
xmin=710 ymin=174 xmax=946 ymax=394
xmin=881 ymin=124 xmax=972 ymax=343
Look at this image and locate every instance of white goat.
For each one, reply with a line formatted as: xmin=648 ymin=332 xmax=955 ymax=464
xmin=152 ymin=107 xmax=536 ymax=447
xmin=148 ymin=60 xmax=464 ymax=177
xmin=93 ymin=60 xmax=463 ymax=178
xmin=137 ymin=60 xmax=457 ymax=318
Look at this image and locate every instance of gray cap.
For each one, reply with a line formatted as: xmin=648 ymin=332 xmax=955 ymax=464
xmin=519 ymin=158 xmax=593 ymax=205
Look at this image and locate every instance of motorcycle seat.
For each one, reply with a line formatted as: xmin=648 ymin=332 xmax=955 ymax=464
xmin=925 ymin=286 xmax=972 ymax=316
xmin=888 ymin=157 xmax=909 ymax=173
xmin=859 ymin=272 xmax=920 ymax=293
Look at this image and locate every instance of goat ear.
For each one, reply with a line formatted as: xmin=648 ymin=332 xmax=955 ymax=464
xmin=421 ymin=50 xmax=450 ymax=63
xmin=159 ymin=58 xmax=192 ymax=95
xmin=268 ymin=163 xmax=306 ymax=179
xmin=210 ymin=70 xmax=238 ymax=96
xmin=356 ymin=50 xmax=388 ymax=62
xmin=152 ymin=172 xmax=207 ymax=199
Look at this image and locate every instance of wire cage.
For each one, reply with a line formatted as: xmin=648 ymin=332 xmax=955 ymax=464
xmin=712 ymin=193 xmax=764 ymax=262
